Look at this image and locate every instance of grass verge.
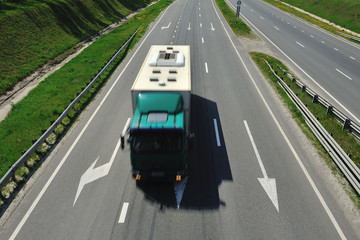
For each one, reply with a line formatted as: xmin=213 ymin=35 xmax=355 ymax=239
xmin=0 ymin=0 xmax=152 ymax=96
xmin=215 ymin=0 xmax=254 ymax=38
xmin=0 ymin=0 xmax=173 ymax=202
xmin=262 ymin=0 xmax=360 ymax=43
xmin=250 ymin=52 xmax=360 ymax=207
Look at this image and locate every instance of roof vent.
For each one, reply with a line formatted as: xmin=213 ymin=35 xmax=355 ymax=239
xmin=169 ymin=69 xmax=177 ymax=74
xmin=153 ymin=69 xmax=161 ymax=74
xmin=150 ymin=77 xmax=159 ymax=81
xmin=168 ymin=77 xmax=176 ymax=82
xmin=149 ymin=50 xmax=185 ymax=67
xmin=159 ymin=80 xmax=166 ymax=86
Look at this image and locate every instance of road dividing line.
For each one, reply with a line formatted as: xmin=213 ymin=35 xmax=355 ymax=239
xmin=336 ymin=69 xmax=352 ymax=80
xmin=349 ymin=56 xmax=355 ymax=60
xmin=205 ymin=62 xmax=208 ymax=73
xmin=334 ymin=48 xmax=339 ymax=51
xmin=310 ymin=35 xmax=314 ymax=38
xmin=260 ymin=16 xmax=264 ymax=20
xmin=274 ymin=26 xmax=279 ymax=31
xmin=119 ymin=202 xmax=129 ymax=223
xmin=210 ymin=0 xmax=346 ymax=238
xmin=200 ymin=23 xmax=202 ymax=28
xmin=202 ymin=37 xmax=204 ymax=43
xmin=9 ymin=3 xmax=173 ymax=240
xmin=321 ymin=41 xmax=325 ymax=44
xmin=296 ymin=41 xmax=305 ymax=48
xmin=213 ymin=119 xmax=221 ymax=147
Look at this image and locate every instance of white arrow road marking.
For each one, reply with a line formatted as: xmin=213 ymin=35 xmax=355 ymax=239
xmin=244 ymin=120 xmax=279 ymax=212
xmin=187 ymin=22 xmax=191 ymax=31
xmin=74 ymin=139 xmax=121 ymax=206
xmin=174 ymin=176 xmax=188 ymax=208
xmin=161 ymin=22 xmax=171 ymax=30
xmin=210 ymin=22 xmax=215 ymax=31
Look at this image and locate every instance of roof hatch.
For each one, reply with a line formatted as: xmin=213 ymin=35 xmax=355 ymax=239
xmin=149 ymin=49 xmax=185 ymax=67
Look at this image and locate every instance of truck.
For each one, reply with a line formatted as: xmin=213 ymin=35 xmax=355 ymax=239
xmin=125 ymin=45 xmax=191 ymax=182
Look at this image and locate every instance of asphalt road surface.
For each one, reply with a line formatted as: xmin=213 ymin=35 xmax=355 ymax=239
xmin=0 ymin=0 xmax=359 ymax=239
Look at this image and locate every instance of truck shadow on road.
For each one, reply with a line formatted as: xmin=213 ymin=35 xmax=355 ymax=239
xmin=136 ymin=94 xmax=233 ymax=210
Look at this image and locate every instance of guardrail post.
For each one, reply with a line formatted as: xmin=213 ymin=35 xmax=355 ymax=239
xmin=326 ymin=105 xmax=333 ymax=115
xmin=312 ymin=94 xmax=318 ymax=103
xmin=343 ymin=119 xmax=351 ymax=130
xmin=302 ymin=85 xmax=306 ymax=92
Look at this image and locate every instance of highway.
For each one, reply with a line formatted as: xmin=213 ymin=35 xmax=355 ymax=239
xmin=0 ymin=0 xmax=359 ymax=239
xmin=228 ymin=0 xmax=360 ymax=125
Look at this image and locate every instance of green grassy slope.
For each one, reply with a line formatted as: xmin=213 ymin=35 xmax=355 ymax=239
xmin=274 ymin=0 xmax=360 ymax=33
xmin=0 ymin=0 xmax=151 ymax=95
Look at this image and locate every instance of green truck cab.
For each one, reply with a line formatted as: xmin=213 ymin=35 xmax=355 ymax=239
xmin=127 ymin=45 xmax=191 ymax=182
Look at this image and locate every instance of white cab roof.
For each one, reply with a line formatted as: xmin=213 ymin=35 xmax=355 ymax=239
xmin=131 ymin=45 xmax=191 ymax=92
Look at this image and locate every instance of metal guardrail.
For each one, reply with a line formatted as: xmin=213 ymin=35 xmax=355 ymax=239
xmin=275 ymin=64 xmax=360 ymax=140
xmin=264 ymin=59 xmax=360 ymax=195
xmin=0 ymin=29 xmax=139 ymax=197
xmin=336 ymin=31 xmax=360 ymax=42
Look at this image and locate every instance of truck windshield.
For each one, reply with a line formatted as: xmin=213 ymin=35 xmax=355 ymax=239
xmin=131 ymin=131 xmax=183 ymax=153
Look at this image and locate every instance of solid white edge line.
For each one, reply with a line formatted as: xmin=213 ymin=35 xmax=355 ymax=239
xmin=205 ymin=62 xmax=208 ymax=73
xmin=213 ymin=119 xmax=221 ymax=147
xmin=9 ymin=4 xmax=173 ymax=240
xmin=336 ymin=69 xmax=352 ymax=80
xmin=211 ymin=0 xmax=346 ymax=239
xmin=119 ymin=202 xmax=129 ymax=223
